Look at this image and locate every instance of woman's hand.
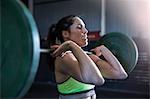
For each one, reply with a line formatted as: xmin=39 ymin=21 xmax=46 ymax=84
xmin=51 ymin=41 xmax=74 ymax=57
xmin=50 ymin=44 xmax=60 ymax=51
xmin=90 ymin=45 xmax=105 ymax=57
xmin=91 ymin=45 xmax=128 ymax=79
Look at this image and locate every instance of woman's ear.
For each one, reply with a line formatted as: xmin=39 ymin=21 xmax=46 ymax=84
xmin=62 ymin=31 xmax=69 ymax=38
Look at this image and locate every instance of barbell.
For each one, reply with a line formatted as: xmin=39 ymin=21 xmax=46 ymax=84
xmin=1 ymin=0 xmax=138 ymax=98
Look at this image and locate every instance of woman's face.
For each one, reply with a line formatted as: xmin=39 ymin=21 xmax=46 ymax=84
xmin=67 ymin=17 xmax=88 ymax=47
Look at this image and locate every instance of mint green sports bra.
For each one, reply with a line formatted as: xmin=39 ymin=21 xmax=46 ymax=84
xmin=57 ymin=77 xmax=95 ymax=94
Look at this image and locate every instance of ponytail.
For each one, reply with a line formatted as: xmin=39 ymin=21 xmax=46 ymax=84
xmin=47 ymin=24 xmax=57 ymax=48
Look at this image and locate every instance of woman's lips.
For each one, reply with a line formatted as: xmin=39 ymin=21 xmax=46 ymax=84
xmin=81 ymin=35 xmax=88 ymax=39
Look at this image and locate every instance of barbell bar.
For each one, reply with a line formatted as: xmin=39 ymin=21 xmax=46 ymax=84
xmin=1 ymin=0 xmax=138 ymax=99
xmin=40 ymin=49 xmax=53 ymax=53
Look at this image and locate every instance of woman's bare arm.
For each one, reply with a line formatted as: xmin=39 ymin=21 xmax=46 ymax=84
xmin=90 ymin=45 xmax=128 ymax=79
xmin=53 ymin=41 xmax=104 ymax=85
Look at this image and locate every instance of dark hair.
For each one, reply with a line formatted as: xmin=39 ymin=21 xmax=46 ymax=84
xmin=47 ymin=15 xmax=77 ymax=47
xmin=46 ymin=15 xmax=77 ymax=72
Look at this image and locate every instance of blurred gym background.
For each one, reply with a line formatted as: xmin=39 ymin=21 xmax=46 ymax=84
xmin=20 ymin=0 xmax=150 ymax=98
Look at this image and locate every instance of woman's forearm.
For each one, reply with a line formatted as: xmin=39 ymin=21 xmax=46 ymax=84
xmin=99 ymin=46 xmax=128 ymax=78
xmin=69 ymin=41 xmax=104 ymax=85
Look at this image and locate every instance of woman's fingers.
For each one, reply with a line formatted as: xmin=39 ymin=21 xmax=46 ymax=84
xmin=52 ymin=45 xmax=64 ymax=57
xmin=51 ymin=41 xmax=71 ymax=57
xmin=90 ymin=47 xmax=102 ymax=57
xmin=50 ymin=45 xmax=60 ymax=50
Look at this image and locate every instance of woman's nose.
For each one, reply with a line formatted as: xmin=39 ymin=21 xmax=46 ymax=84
xmin=83 ymin=27 xmax=88 ymax=34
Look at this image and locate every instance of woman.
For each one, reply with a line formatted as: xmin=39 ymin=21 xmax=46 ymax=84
xmin=47 ymin=15 xmax=128 ymax=99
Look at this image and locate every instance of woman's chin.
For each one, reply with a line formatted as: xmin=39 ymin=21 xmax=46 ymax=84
xmin=81 ymin=42 xmax=88 ymax=47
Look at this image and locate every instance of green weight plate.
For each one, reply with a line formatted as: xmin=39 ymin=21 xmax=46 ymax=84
xmin=95 ymin=32 xmax=138 ymax=73
xmin=1 ymin=0 xmax=40 ymax=98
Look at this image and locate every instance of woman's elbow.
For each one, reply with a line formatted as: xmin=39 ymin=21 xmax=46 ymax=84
xmin=118 ymin=72 xmax=128 ymax=79
xmin=93 ymin=77 xmax=105 ymax=85
xmin=98 ymin=78 xmax=105 ymax=85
